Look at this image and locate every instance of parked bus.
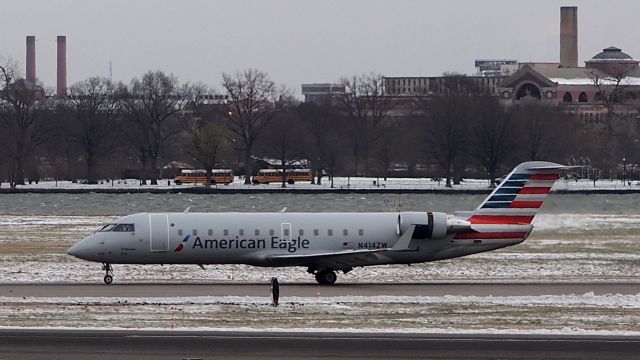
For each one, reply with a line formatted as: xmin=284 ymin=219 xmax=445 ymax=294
xmin=174 ymin=169 xmax=234 ymax=185
xmin=252 ymin=169 xmax=313 ymax=185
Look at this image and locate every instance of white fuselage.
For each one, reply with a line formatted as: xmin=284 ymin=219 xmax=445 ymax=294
xmin=68 ymin=211 xmax=522 ymax=270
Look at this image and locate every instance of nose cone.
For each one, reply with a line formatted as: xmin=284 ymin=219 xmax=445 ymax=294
xmin=67 ymin=237 xmax=92 ymax=260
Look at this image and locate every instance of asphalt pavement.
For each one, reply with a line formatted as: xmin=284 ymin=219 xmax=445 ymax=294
xmin=1 ymin=281 xmax=638 ymax=298
xmin=0 ymin=329 xmax=638 ymax=360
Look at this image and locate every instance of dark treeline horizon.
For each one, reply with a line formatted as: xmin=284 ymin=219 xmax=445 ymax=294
xmin=0 ymin=65 xmax=637 ymax=189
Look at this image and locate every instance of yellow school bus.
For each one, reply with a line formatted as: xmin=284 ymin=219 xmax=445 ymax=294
xmin=174 ymin=169 xmax=234 ymax=185
xmin=252 ymin=169 xmax=313 ymax=185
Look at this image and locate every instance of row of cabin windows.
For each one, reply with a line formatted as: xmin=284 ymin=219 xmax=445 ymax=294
xmin=179 ymin=228 xmax=365 ymax=237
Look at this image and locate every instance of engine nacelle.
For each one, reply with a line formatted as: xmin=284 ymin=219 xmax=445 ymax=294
xmin=397 ymin=211 xmax=471 ymax=240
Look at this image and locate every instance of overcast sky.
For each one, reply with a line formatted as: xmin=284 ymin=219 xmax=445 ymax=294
xmin=3 ymin=0 xmax=640 ymax=96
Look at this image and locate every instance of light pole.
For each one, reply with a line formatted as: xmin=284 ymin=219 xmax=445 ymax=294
xmin=623 ymin=157 xmax=627 ymax=186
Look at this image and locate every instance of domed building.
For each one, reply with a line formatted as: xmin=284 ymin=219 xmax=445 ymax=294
xmin=498 ymin=46 xmax=640 ymax=128
xmin=586 ymin=46 xmax=640 ymax=77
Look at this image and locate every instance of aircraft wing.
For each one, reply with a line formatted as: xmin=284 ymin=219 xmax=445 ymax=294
xmin=265 ymin=248 xmax=392 ymax=270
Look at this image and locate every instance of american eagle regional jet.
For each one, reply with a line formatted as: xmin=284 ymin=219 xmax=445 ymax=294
xmin=68 ymin=161 xmax=567 ymax=285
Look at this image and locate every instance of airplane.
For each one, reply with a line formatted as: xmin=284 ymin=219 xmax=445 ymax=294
xmin=67 ymin=161 xmax=568 ymax=285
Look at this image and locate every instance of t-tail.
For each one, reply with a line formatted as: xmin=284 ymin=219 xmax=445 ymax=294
xmin=453 ymin=161 xmax=568 ymax=244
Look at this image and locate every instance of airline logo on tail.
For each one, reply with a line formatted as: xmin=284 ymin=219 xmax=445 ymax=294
xmin=455 ymin=161 xmax=567 ymax=241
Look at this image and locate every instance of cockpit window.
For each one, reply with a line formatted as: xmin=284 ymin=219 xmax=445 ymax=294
xmin=98 ymin=224 xmax=117 ymax=232
xmin=113 ymin=224 xmax=135 ymax=232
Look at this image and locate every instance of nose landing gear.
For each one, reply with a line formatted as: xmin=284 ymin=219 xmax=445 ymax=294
xmin=102 ymin=263 xmax=113 ymax=285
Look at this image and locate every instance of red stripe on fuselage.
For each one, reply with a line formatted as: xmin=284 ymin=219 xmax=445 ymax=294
xmin=454 ymin=231 xmax=528 ymax=240
xmin=518 ymin=187 xmax=550 ymax=195
xmin=530 ymin=173 xmax=559 ymax=181
xmin=468 ymin=215 xmax=534 ymax=224
xmin=509 ymin=201 xmax=543 ymax=208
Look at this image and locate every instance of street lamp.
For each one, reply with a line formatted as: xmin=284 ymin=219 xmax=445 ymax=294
xmin=623 ymin=157 xmax=627 ymax=186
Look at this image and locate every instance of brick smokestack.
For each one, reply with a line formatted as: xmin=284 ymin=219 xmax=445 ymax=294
xmin=26 ymin=36 xmax=36 ymax=82
xmin=56 ymin=35 xmax=67 ymax=98
xmin=560 ymin=6 xmax=578 ymax=68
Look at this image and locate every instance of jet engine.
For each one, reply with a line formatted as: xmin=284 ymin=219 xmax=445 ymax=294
xmin=397 ymin=211 xmax=471 ymax=240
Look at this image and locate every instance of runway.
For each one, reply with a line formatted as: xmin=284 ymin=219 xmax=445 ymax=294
xmin=1 ymin=282 xmax=638 ymax=298
xmin=0 ymin=329 xmax=638 ymax=359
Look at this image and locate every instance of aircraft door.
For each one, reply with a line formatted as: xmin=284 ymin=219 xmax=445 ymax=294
xmin=149 ymin=214 xmax=169 ymax=252
xmin=281 ymin=223 xmax=291 ymax=242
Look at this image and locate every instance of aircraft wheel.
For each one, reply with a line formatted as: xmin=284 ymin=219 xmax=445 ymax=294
xmin=315 ymin=270 xmax=337 ymax=285
xmin=104 ymin=275 xmax=113 ymax=285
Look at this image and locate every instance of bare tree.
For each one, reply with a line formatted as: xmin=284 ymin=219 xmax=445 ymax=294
xmin=337 ymin=73 xmax=396 ymax=176
xmin=587 ymin=68 xmax=636 ymax=170
xmin=258 ymin=108 xmax=307 ymax=187
xmin=0 ymin=62 xmax=53 ymax=188
xmin=189 ymin=120 xmax=230 ymax=187
xmin=588 ymin=69 xmax=631 ymax=137
xmin=471 ymin=96 xmax=517 ymax=188
xmin=221 ymin=69 xmax=288 ymax=184
xmin=297 ymin=101 xmax=340 ymax=185
xmin=511 ymin=102 xmax=572 ymax=162
xmin=418 ymin=76 xmax=479 ymax=187
xmin=122 ymin=70 xmax=186 ymax=185
xmin=66 ymin=77 xmax=123 ymax=184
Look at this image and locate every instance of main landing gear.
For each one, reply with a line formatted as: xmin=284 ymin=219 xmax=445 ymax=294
xmin=102 ymin=262 xmax=113 ymax=285
xmin=315 ymin=270 xmax=337 ymax=285
xmin=308 ymin=266 xmax=338 ymax=285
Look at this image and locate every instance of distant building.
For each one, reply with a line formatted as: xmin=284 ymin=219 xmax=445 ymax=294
xmin=498 ymin=46 xmax=640 ymax=127
xmin=301 ymin=83 xmax=345 ymax=105
xmin=475 ymin=59 xmax=518 ymax=77
xmin=303 ymin=6 xmax=640 ymax=129
xmin=382 ymin=76 xmax=504 ymax=97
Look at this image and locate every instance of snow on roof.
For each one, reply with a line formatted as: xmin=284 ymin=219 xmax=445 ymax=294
xmin=548 ymin=76 xmax=640 ymax=86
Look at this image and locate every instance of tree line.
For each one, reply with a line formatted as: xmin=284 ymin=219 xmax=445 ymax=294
xmin=0 ymin=65 xmax=636 ymax=189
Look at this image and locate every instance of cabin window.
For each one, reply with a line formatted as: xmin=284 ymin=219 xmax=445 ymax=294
xmin=113 ymin=224 xmax=135 ymax=232
xmin=239 ymin=229 xmax=244 ymax=236
xmin=269 ymin=229 xmax=275 ymax=236
xmin=255 ymin=229 xmax=260 ymax=236
xmin=328 ymin=229 xmax=333 ymax=236
xmin=192 ymin=229 xmax=197 ymax=236
xmin=313 ymin=229 xmax=319 ymax=236
xmin=178 ymin=229 xmax=183 ymax=236
xmin=343 ymin=229 xmax=348 ymax=236
xmin=208 ymin=229 xmax=213 ymax=236
xmin=223 ymin=229 xmax=229 ymax=236
xmin=358 ymin=229 xmax=364 ymax=236
xmin=299 ymin=229 xmax=304 ymax=236
xmin=283 ymin=229 xmax=290 ymax=236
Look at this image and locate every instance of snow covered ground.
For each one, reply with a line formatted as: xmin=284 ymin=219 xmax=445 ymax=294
xmin=0 ymin=189 xmax=638 ymax=333
xmin=1 ymin=293 xmax=639 ymax=335
xmin=7 ymin=176 xmax=640 ymax=191
xmin=0 ymin=211 xmax=639 ymax=334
